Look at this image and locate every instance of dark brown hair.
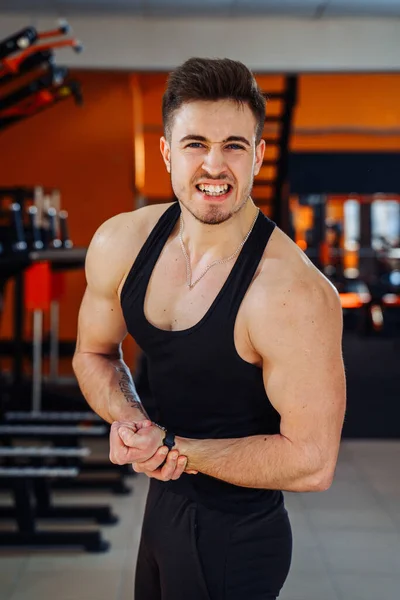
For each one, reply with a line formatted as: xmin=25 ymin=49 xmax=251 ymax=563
xmin=162 ymin=57 xmax=266 ymax=143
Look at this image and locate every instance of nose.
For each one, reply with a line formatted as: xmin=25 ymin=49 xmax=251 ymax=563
xmin=202 ymin=144 xmax=227 ymax=176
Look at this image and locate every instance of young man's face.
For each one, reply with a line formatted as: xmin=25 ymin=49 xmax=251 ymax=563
xmin=160 ymin=99 xmax=265 ymax=225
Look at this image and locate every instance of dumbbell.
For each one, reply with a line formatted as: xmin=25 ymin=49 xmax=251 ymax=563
xmin=10 ymin=203 xmax=27 ymax=251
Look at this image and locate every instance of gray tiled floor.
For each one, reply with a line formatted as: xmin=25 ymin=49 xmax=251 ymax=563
xmin=1 ymin=440 xmax=399 ymax=600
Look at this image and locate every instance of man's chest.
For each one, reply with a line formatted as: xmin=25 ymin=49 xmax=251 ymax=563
xmin=143 ymin=251 xmax=236 ymax=331
xmin=142 ymin=251 xmax=261 ymax=366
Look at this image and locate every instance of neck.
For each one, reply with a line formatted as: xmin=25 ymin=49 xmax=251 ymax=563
xmin=179 ymin=198 xmax=258 ymax=265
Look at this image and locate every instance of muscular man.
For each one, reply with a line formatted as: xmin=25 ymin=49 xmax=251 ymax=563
xmin=73 ymin=58 xmax=346 ymax=600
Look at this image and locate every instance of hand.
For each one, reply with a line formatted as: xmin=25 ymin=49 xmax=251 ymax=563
xmin=133 ymin=445 xmax=198 ymax=481
xmin=109 ymin=419 xmax=164 ymax=465
xmin=132 ymin=447 xmax=185 ymax=480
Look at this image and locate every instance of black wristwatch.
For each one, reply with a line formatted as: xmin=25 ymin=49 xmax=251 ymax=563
xmin=163 ymin=430 xmax=176 ymax=451
xmin=155 ymin=426 xmax=175 ymax=469
xmin=154 ymin=422 xmax=176 ymax=454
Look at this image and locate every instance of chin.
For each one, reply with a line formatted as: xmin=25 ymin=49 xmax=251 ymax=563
xmin=193 ymin=204 xmax=233 ymax=225
xmin=201 ymin=208 xmax=232 ymax=225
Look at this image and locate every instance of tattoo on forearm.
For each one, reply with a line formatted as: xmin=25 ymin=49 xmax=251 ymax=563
xmin=114 ymin=366 xmax=149 ymax=418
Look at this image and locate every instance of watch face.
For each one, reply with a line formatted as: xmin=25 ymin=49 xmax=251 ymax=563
xmin=165 ymin=432 xmax=175 ymax=449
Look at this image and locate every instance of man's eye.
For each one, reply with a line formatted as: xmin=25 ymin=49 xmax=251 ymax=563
xmin=186 ymin=143 xmax=205 ymax=148
xmin=226 ymin=144 xmax=245 ymax=150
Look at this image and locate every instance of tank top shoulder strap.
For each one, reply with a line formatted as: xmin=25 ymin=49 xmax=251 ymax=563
xmin=120 ymin=202 xmax=180 ymax=304
xmin=221 ymin=211 xmax=276 ymax=320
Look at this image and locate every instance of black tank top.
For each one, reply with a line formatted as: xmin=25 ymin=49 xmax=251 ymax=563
xmin=121 ymin=202 xmax=283 ymax=514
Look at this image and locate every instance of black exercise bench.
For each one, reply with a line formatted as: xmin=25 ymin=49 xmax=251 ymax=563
xmin=2 ymin=412 xmax=134 ymax=475
xmin=4 ymin=411 xmax=102 ymax=423
xmin=0 ymin=424 xmax=131 ymax=494
xmin=0 ymin=465 xmax=109 ymax=552
xmin=0 ymin=446 xmax=118 ymax=525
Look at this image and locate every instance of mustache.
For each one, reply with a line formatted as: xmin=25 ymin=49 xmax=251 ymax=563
xmin=194 ymin=175 xmax=232 ymax=184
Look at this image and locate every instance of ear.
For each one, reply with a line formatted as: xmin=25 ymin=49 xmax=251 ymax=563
xmin=253 ymin=139 xmax=266 ymax=177
xmin=160 ymin=136 xmax=171 ymax=173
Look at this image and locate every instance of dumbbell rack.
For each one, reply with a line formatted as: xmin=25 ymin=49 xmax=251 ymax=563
xmin=0 ymin=186 xmax=85 ymax=407
xmin=2 ymin=247 xmax=87 ymax=405
xmin=0 ymin=466 xmax=110 ymax=553
xmin=0 ymin=445 xmax=118 ymax=524
xmin=0 ymin=187 xmax=133 ymax=496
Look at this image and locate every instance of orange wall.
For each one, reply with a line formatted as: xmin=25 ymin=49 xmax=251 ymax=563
xmin=0 ymin=70 xmax=136 ymax=368
xmin=292 ymin=74 xmax=400 ymax=150
xmin=134 ymin=73 xmax=171 ymax=199
xmin=2 ymin=70 xmax=400 ymax=374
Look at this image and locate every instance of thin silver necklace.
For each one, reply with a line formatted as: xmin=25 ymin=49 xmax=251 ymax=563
xmin=179 ymin=208 xmax=260 ymax=289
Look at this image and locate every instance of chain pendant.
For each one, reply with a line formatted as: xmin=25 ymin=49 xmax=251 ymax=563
xmin=179 ymin=208 xmax=259 ymax=289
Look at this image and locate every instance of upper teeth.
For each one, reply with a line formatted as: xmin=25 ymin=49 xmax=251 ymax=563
xmin=198 ymin=184 xmax=229 ymax=193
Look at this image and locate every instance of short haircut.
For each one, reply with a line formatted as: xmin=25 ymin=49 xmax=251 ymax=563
xmin=162 ymin=57 xmax=266 ymax=144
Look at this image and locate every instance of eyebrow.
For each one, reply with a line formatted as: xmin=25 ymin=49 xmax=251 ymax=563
xmin=179 ymin=134 xmax=251 ymax=147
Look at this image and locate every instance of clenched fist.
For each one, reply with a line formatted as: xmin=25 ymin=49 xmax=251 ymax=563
xmin=109 ymin=419 xmax=198 ymax=482
xmin=109 ymin=419 xmax=164 ymax=465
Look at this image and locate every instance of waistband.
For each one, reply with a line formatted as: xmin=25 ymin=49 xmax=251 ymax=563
xmin=159 ymin=473 xmax=285 ymax=516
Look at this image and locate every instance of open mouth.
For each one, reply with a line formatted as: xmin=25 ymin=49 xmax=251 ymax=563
xmin=195 ymin=183 xmax=232 ymax=198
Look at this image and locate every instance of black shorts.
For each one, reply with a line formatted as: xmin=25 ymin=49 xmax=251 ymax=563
xmin=135 ymin=479 xmax=292 ymax=600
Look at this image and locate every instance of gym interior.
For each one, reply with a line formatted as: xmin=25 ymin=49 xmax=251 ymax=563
xmin=0 ymin=2 xmax=399 ymax=599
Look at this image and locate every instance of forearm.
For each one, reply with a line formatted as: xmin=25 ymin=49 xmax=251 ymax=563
xmin=72 ymin=351 xmax=150 ymax=424
xmin=176 ymin=434 xmax=327 ymax=493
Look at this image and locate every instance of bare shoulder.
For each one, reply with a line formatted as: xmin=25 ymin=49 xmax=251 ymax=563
xmin=247 ymin=227 xmax=343 ymax=350
xmin=85 ymin=203 xmax=175 ymax=296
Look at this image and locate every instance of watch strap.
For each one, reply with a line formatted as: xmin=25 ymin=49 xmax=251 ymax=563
xmin=163 ymin=430 xmax=176 ymax=451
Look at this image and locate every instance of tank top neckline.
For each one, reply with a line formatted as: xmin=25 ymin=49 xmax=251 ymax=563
xmin=141 ymin=204 xmax=264 ymax=338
